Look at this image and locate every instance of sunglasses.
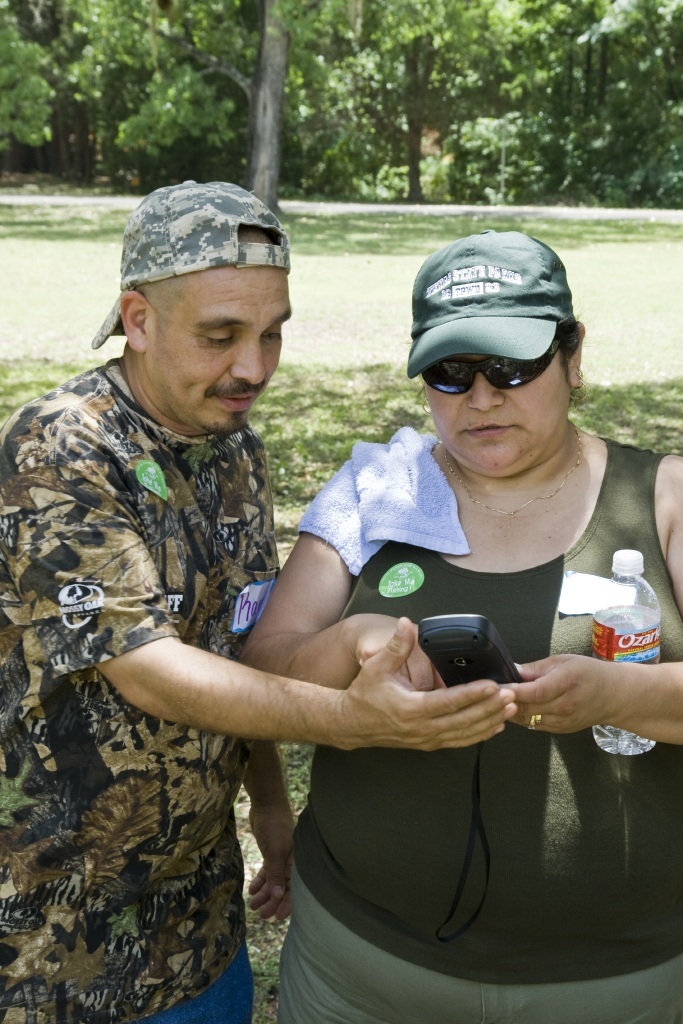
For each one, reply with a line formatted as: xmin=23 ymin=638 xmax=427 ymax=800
xmin=422 ymin=338 xmax=561 ymax=395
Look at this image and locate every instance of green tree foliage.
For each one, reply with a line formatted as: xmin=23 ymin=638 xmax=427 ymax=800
xmin=112 ymin=0 xmax=331 ymax=205
xmin=0 ymin=1 xmax=53 ymax=156
xmin=581 ymin=0 xmax=683 ymax=206
xmin=6 ymin=0 xmax=683 ymax=208
xmin=7 ymin=0 xmax=257 ymax=189
xmin=450 ymin=0 xmax=683 ymax=206
xmin=5 ymin=0 xmax=97 ymax=179
xmin=86 ymin=0 xmax=252 ymax=190
xmin=286 ymin=0 xmax=507 ymax=202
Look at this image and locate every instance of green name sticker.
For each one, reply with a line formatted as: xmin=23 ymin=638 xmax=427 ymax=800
xmin=136 ymin=459 xmax=168 ymax=500
xmin=378 ymin=562 xmax=425 ymax=598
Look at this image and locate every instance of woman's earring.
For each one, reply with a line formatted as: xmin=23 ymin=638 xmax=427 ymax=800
xmin=570 ymin=367 xmax=588 ymax=405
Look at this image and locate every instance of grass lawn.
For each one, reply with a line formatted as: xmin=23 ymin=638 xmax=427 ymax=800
xmin=1 ymin=202 xmax=682 ymax=1021
xmin=2 ymin=203 xmax=683 ymax=381
xmin=2 ymin=204 xmax=682 ymax=549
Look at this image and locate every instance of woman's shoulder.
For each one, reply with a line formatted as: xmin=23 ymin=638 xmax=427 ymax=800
xmin=655 ymin=451 xmax=683 ymax=499
xmin=601 ymin=436 xmax=678 ymax=477
xmin=653 ymin=454 xmax=683 ymax=605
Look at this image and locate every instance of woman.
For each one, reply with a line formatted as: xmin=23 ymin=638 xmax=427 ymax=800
xmin=242 ymin=230 xmax=683 ymax=1023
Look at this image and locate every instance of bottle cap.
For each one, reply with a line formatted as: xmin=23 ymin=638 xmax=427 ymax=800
xmin=612 ymin=549 xmax=644 ymax=575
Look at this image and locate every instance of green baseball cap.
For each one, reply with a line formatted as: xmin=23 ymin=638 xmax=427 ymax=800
xmin=92 ymin=180 xmax=291 ymax=349
xmin=407 ymin=229 xmax=573 ymax=378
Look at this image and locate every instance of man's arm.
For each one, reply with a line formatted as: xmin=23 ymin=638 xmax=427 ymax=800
xmin=99 ymin=619 xmax=516 ymax=751
xmin=243 ymin=741 xmax=294 ymax=922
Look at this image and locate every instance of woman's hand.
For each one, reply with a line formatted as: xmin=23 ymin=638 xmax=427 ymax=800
xmin=509 ymin=654 xmax=632 ymax=734
xmin=511 ymin=654 xmax=683 ymax=744
xmin=348 ymin=613 xmax=445 ymax=691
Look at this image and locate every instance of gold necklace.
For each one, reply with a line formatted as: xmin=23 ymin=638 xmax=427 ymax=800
xmin=441 ymin=427 xmax=583 ymax=517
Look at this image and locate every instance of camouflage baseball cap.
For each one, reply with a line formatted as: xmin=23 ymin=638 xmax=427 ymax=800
xmin=92 ymin=180 xmax=291 ymax=349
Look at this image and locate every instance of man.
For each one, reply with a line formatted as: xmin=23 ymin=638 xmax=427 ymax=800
xmin=0 ymin=181 xmax=513 ymax=1023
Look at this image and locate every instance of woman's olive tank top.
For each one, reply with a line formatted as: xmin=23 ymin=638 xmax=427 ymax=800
xmin=294 ymin=441 xmax=683 ymax=983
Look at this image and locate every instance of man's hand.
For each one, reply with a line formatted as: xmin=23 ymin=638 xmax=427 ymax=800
xmin=247 ymin=800 xmax=294 ymax=922
xmin=337 ymin=617 xmax=518 ymax=750
xmin=242 ymin=740 xmax=294 ymax=921
xmin=100 ymin=628 xmax=517 ymax=752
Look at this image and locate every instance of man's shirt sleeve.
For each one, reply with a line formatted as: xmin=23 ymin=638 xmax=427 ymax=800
xmin=1 ymin=437 xmax=178 ymax=679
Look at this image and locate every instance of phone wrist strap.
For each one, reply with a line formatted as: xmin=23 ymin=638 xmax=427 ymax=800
xmin=436 ymin=742 xmax=491 ymax=942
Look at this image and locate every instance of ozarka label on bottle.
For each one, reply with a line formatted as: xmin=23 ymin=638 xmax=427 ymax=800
xmin=592 ymin=611 xmax=661 ymax=663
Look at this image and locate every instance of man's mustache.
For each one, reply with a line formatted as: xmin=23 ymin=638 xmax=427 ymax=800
xmin=204 ymin=380 xmax=265 ymax=399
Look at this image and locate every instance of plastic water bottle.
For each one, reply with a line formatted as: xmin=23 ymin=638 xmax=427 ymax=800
xmin=592 ymin=549 xmax=660 ymax=755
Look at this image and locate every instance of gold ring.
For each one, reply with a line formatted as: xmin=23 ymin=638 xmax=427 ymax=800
xmin=528 ymin=714 xmax=543 ymax=730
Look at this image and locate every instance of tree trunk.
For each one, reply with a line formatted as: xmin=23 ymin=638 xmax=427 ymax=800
xmin=74 ymin=104 xmax=93 ymax=183
xmin=246 ymin=0 xmax=290 ymax=213
xmin=598 ymin=36 xmax=608 ymax=107
xmin=404 ymin=37 xmax=432 ymax=203
xmin=152 ymin=5 xmax=289 ymax=211
xmin=54 ymin=103 xmax=70 ymax=178
xmin=583 ymin=39 xmax=593 ymax=116
xmin=406 ymin=118 xmax=424 ymax=202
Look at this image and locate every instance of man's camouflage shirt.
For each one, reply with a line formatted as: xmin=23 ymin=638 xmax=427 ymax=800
xmin=0 ymin=362 xmax=279 ymax=1022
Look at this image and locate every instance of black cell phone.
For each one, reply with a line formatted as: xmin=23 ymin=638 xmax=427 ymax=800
xmin=418 ymin=614 xmax=521 ymax=686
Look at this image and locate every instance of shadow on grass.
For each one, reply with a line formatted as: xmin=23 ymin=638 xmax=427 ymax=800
xmin=0 ymin=361 xmax=90 ymax=424
xmin=2 ymin=359 xmax=681 ymax=532
xmin=0 ymin=206 xmax=129 ymax=243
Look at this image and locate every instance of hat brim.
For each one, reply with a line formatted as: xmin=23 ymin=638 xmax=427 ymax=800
xmin=407 ymin=316 xmax=557 ymax=378
xmin=91 ymin=296 xmax=124 ymax=350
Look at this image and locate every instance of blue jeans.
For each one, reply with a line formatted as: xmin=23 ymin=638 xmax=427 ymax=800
xmin=140 ymin=943 xmax=253 ymax=1024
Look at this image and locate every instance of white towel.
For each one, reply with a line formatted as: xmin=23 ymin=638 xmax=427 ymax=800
xmin=299 ymin=426 xmax=470 ymax=575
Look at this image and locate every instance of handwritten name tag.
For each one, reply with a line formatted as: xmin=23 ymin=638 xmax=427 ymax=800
xmin=231 ymin=579 xmax=275 ymax=634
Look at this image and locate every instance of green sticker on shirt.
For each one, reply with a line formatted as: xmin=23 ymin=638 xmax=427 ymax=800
xmin=136 ymin=459 xmax=168 ymax=500
xmin=378 ymin=562 xmax=425 ymax=598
